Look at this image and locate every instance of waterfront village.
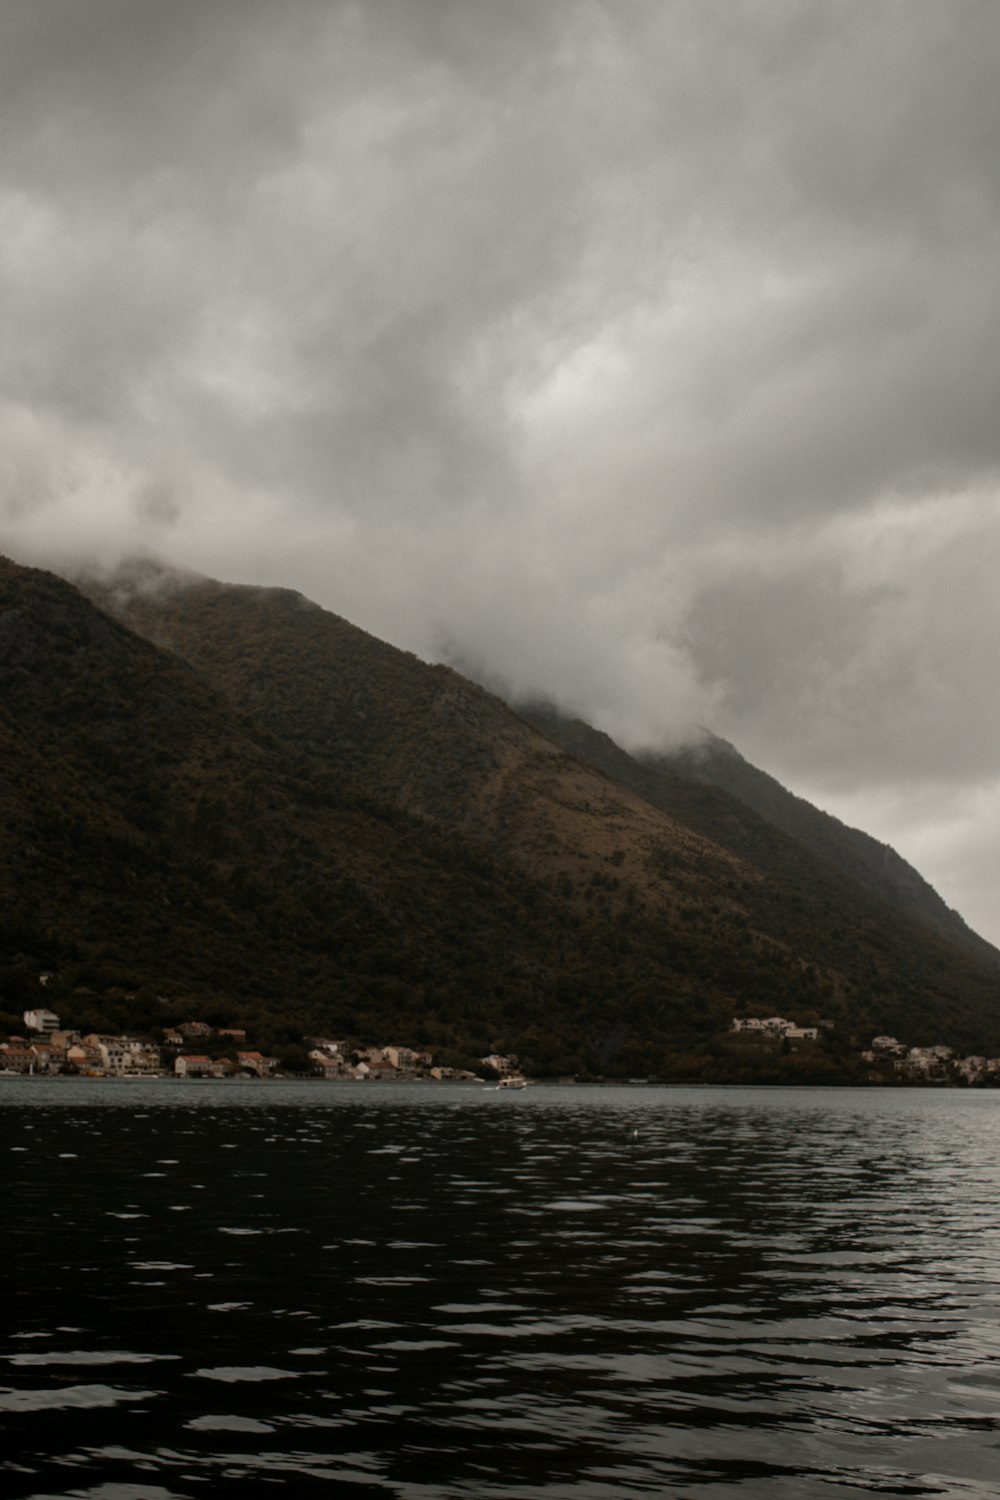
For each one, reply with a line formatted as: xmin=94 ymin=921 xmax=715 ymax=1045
xmin=3 ymin=998 xmax=1000 ymax=1085
xmin=1 ymin=1005 xmax=517 ymax=1083
xmin=730 ymin=1015 xmax=1000 ymax=1084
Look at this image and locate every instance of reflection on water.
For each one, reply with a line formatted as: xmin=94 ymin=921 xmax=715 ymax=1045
xmin=4 ymin=1080 xmax=1000 ymax=1497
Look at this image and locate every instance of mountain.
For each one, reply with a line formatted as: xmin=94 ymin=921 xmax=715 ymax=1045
xmin=657 ymin=734 xmax=996 ymax=965
xmin=0 ymin=553 xmax=658 ymax=1068
xmin=518 ymin=705 xmax=998 ymax=969
xmin=80 ymin=561 xmax=1000 ymax=1056
xmin=2 ymin=550 xmax=998 ymax=1080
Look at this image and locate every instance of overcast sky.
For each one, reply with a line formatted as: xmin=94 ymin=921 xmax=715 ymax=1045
xmin=2 ymin=0 xmax=999 ymax=943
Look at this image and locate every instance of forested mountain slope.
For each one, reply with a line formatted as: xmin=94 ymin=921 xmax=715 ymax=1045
xmin=657 ymin=733 xmax=996 ymax=966
xmin=520 ymin=704 xmax=998 ymax=969
xmin=62 ymin=558 xmax=1000 ymax=1064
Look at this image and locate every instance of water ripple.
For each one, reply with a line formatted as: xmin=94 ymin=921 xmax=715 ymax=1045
xmin=6 ymin=1080 xmax=1000 ymax=1497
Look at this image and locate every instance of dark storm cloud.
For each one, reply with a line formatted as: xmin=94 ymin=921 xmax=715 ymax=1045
xmin=2 ymin=1 xmax=999 ymax=934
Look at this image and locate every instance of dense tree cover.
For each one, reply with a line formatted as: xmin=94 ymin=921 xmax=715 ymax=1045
xmin=2 ymin=554 xmax=999 ymax=1080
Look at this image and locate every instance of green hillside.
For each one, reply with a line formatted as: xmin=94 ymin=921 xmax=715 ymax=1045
xmin=0 ymin=551 xmax=997 ymax=1085
xmin=59 ymin=556 xmax=1000 ymax=1070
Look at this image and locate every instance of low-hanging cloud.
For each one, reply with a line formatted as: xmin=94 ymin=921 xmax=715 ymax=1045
xmin=2 ymin=0 xmax=999 ymax=933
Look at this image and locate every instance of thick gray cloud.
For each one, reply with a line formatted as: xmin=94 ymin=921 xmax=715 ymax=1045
xmin=2 ymin=1 xmax=999 ymax=938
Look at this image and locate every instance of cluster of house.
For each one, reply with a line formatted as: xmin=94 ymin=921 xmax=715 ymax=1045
xmin=12 ymin=998 xmax=999 ymax=1087
xmin=304 ymin=1041 xmax=515 ymax=1083
xmin=862 ymin=1034 xmax=1000 ymax=1083
xmin=0 ymin=1007 xmax=517 ymax=1083
xmin=730 ymin=1015 xmax=822 ymax=1042
xmin=730 ymin=1014 xmax=1000 ymax=1084
xmin=0 ymin=1010 xmax=279 ymax=1078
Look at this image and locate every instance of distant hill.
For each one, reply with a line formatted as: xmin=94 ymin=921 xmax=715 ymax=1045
xmin=519 ymin=705 xmax=998 ymax=969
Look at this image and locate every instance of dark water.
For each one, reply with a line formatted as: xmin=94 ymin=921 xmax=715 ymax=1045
xmin=4 ymin=1080 xmax=1000 ymax=1499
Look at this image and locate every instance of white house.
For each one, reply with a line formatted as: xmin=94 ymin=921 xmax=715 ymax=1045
xmin=23 ymin=1008 xmax=60 ymax=1034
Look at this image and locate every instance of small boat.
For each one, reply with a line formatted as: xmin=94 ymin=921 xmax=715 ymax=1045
xmin=496 ymin=1075 xmax=527 ymax=1090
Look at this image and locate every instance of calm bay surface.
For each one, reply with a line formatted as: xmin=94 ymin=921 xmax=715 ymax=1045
xmin=3 ymin=1079 xmax=1000 ymax=1499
